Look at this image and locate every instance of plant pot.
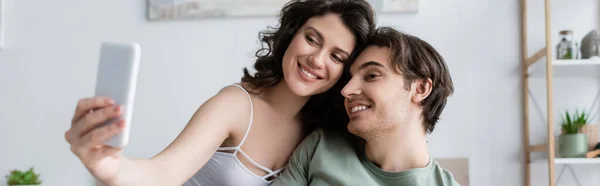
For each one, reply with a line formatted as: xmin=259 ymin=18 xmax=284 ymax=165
xmin=579 ymin=124 xmax=599 ymax=150
xmin=559 ymin=133 xmax=589 ymax=158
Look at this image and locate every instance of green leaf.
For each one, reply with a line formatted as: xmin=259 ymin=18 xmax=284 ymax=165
xmin=5 ymin=167 xmax=41 ymax=185
xmin=560 ymin=109 xmax=590 ymax=134
xmin=566 ymin=111 xmax=572 ymax=125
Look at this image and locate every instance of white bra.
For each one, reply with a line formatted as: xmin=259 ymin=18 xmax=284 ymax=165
xmin=183 ymin=84 xmax=285 ymax=186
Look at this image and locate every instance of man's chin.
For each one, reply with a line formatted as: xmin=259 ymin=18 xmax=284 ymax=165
xmin=347 ymin=122 xmax=370 ymax=137
xmin=347 ymin=122 xmax=397 ymax=141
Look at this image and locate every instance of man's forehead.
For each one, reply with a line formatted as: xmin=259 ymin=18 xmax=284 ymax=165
xmin=349 ymin=61 xmax=364 ymax=75
xmin=350 ymin=46 xmax=392 ymax=73
xmin=350 ymin=60 xmax=364 ymax=71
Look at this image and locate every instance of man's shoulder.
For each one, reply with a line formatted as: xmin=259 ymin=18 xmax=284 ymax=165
xmin=298 ymin=129 xmax=360 ymax=161
xmin=317 ymin=129 xmax=358 ymax=148
xmin=305 ymin=129 xmax=355 ymax=144
xmin=431 ymin=160 xmax=462 ymax=186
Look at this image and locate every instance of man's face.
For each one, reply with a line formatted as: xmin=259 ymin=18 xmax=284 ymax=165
xmin=341 ymin=46 xmax=427 ymax=138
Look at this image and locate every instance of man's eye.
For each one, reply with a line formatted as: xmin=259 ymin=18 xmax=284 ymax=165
xmin=365 ymin=74 xmax=379 ymax=80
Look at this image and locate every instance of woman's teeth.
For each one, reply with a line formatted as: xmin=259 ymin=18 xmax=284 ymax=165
xmin=301 ymin=67 xmax=318 ymax=79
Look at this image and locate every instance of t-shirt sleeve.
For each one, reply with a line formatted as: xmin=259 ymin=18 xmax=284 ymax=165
xmin=270 ymin=130 xmax=324 ymax=186
xmin=442 ymin=169 xmax=462 ymax=186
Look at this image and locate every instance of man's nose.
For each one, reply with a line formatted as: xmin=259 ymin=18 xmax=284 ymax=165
xmin=341 ymin=77 xmax=361 ymax=98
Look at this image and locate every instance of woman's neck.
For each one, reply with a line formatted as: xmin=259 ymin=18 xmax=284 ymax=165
xmin=258 ymin=80 xmax=311 ymax=119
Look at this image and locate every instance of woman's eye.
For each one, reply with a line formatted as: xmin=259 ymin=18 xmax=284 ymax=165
xmin=306 ymin=36 xmax=319 ymax=45
xmin=331 ymin=54 xmax=343 ymax=63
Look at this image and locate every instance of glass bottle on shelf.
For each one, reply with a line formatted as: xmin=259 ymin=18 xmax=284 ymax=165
xmin=556 ymin=30 xmax=579 ymax=60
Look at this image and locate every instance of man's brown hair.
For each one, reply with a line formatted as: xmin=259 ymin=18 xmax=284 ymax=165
xmin=366 ymin=27 xmax=454 ymax=133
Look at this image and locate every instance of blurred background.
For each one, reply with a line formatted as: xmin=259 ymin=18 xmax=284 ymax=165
xmin=0 ymin=0 xmax=599 ymax=185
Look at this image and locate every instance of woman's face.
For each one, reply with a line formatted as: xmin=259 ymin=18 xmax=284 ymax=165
xmin=281 ymin=13 xmax=356 ymax=97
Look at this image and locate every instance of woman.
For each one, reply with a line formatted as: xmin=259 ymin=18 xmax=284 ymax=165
xmin=64 ymin=0 xmax=375 ymax=185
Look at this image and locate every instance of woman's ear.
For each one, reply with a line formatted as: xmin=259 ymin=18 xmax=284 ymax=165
xmin=412 ymin=78 xmax=432 ymax=103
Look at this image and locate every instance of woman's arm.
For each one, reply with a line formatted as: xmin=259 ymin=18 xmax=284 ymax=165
xmin=68 ymin=86 xmax=252 ymax=186
xmin=141 ymin=86 xmax=253 ymax=185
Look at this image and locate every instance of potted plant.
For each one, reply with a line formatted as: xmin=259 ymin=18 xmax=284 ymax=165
xmin=559 ymin=110 xmax=589 ymax=158
xmin=5 ymin=167 xmax=42 ymax=186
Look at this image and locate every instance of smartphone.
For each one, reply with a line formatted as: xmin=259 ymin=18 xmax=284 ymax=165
xmin=94 ymin=41 xmax=141 ymax=148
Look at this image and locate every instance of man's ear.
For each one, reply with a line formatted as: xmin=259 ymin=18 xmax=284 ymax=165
xmin=412 ymin=78 xmax=432 ymax=103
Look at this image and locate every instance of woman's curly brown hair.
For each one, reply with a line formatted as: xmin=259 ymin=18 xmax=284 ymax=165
xmin=241 ymin=0 xmax=375 ymax=135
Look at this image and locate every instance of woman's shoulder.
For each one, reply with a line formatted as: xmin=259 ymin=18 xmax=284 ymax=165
xmin=215 ymin=83 xmax=256 ymax=101
xmin=196 ymin=83 xmax=255 ymax=126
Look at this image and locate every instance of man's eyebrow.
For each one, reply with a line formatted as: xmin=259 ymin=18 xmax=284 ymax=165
xmin=350 ymin=61 xmax=386 ymax=76
xmin=358 ymin=61 xmax=385 ymax=71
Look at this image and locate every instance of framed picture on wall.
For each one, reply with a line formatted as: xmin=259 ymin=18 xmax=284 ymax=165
xmin=147 ymin=0 xmax=419 ymax=20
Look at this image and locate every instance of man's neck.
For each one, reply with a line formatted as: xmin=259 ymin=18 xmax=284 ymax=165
xmin=363 ymin=122 xmax=430 ymax=172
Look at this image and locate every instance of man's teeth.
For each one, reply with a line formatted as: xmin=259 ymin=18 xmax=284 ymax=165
xmin=351 ymin=105 xmax=369 ymax=113
xmin=301 ymin=67 xmax=318 ymax=79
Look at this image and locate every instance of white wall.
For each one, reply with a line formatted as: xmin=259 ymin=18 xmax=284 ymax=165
xmin=0 ymin=0 xmax=598 ymax=185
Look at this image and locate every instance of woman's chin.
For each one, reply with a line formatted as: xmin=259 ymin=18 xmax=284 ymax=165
xmin=288 ymin=82 xmax=314 ymax=97
xmin=285 ymin=80 xmax=320 ymax=97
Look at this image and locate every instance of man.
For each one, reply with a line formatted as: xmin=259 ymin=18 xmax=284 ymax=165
xmin=271 ymin=27 xmax=459 ymax=186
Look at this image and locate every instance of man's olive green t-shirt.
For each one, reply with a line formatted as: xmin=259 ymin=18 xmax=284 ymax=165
xmin=271 ymin=130 xmax=460 ymax=186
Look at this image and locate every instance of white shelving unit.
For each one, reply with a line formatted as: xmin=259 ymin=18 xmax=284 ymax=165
xmin=521 ymin=0 xmax=600 ymax=185
xmin=532 ymin=158 xmax=600 ymax=165
xmin=525 ymin=58 xmax=600 ymax=186
xmin=531 ymin=158 xmax=600 ymax=186
xmin=528 ymin=59 xmax=600 ymax=77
